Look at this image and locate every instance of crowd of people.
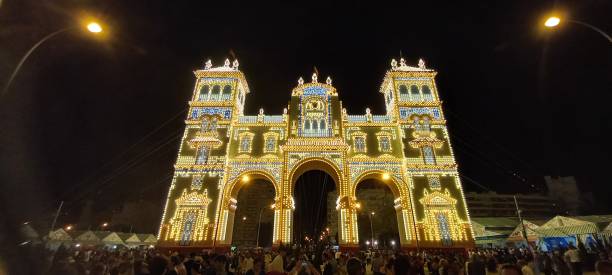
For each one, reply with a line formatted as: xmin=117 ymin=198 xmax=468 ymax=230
xmin=28 ymin=243 xmax=612 ymax=275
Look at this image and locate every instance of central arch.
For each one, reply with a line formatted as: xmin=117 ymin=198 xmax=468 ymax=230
xmin=287 ymin=158 xmax=343 ymax=245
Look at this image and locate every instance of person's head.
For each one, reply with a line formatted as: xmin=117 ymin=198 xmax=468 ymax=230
xmin=171 ymin=255 xmax=181 ymax=267
xmin=393 ymin=255 xmax=410 ymax=275
xmin=347 ymin=258 xmax=363 ymax=275
xmin=149 ymin=256 xmax=169 ymax=275
xmin=500 ymin=264 xmax=523 ymax=275
xmin=279 ymin=247 xmax=287 ymax=257
xmin=214 ymin=255 xmax=228 ymax=271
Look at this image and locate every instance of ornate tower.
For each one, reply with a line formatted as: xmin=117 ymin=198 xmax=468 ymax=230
xmin=157 ymin=59 xmax=248 ymax=247
xmin=378 ymin=58 xmax=473 ymax=247
xmin=158 ymin=57 xmax=474 ymax=250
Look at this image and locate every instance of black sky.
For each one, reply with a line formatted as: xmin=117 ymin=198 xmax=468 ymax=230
xmin=1 ymin=0 xmax=611 ymax=236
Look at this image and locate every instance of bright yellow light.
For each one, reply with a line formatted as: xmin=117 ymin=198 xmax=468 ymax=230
xmin=242 ymin=175 xmax=250 ymax=182
xmin=87 ymin=22 xmax=103 ymax=33
xmin=371 ymin=212 xmax=375 ymax=215
xmin=102 ymin=222 xmax=108 ymax=227
xmin=382 ymin=173 xmax=390 ymax=180
xmin=242 ymin=216 xmax=247 ymax=221
xmin=65 ymin=225 xmax=73 ymax=230
xmin=545 ymin=17 xmax=560 ymax=27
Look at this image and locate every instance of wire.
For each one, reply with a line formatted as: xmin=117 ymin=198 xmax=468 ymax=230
xmin=59 ymin=108 xmax=187 ymax=199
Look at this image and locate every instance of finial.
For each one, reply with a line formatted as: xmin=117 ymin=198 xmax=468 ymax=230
xmin=418 ymin=58 xmax=426 ymax=69
xmin=298 ymin=77 xmax=304 ymax=85
xmin=311 ymin=73 xmax=318 ymax=83
xmin=259 ymin=108 xmax=264 ymax=115
xmin=232 ymin=59 xmax=239 ymax=69
xmin=391 ymin=59 xmax=397 ymax=69
xmin=205 ymin=59 xmax=212 ymax=69
xmin=224 ymin=58 xmax=230 ymax=67
xmin=326 ymin=76 xmax=332 ymax=85
xmin=365 ymin=108 xmax=371 ymax=115
xmin=283 ymin=108 xmax=288 ymax=115
xmin=399 ymin=58 xmax=406 ymax=67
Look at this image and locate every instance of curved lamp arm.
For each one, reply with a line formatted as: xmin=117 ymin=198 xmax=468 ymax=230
xmin=2 ymin=27 xmax=75 ymax=97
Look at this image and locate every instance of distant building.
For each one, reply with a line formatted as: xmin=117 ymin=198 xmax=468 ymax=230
xmin=544 ymin=176 xmax=581 ymax=215
xmin=465 ymin=192 xmax=559 ymax=218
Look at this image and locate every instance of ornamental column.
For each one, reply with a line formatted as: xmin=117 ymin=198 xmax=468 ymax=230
xmin=337 ymin=195 xmax=359 ymax=248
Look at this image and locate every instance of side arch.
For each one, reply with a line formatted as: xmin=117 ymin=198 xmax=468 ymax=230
xmin=351 ymin=170 xmax=407 ymax=198
xmin=224 ymin=169 xmax=279 ymax=199
xmin=351 ymin=169 xmax=416 ymax=248
xmin=217 ymin=169 xmax=279 ymax=246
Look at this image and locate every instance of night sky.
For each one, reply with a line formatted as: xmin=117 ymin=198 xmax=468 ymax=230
xmin=1 ymin=0 xmax=611 ymax=241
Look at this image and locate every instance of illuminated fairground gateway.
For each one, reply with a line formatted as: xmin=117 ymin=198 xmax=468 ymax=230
xmin=158 ymin=57 xmax=474 ymax=250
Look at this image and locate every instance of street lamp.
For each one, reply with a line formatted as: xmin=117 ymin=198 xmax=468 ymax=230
xmin=543 ymin=15 xmax=612 ymax=43
xmin=255 ymin=204 xmax=275 ymax=248
xmin=544 ymin=17 xmax=560 ymax=27
xmin=2 ymin=18 xmax=106 ymax=96
xmin=369 ymin=212 xmax=375 ymax=249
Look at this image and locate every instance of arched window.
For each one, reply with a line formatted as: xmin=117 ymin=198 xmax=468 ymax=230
xmin=305 ymin=120 xmax=311 ymax=130
xmin=180 ymin=212 xmax=196 ymax=246
xmin=399 ymin=85 xmax=408 ymax=101
xmin=199 ymin=85 xmax=210 ymax=101
xmin=354 ymin=136 xmax=366 ymax=152
xmin=320 ymin=119 xmax=326 ymax=131
xmin=410 ymin=85 xmax=421 ymax=101
xmin=379 ymin=136 xmax=391 ymax=152
xmin=437 ymin=213 xmax=453 ymax=246
xmin=312 ymin=120 xmax=318 ymax=130
xmin=422 ymin=85 xmax=433 ymax=101
xmin=239 ymin=136 xmax=251 ymax=153
xmin=210 ymin=85 xmax=220 ymax=101
xmin=265 ymin=136 xmax=276 ymax=152
xmin=195 ymin=147 xmax=209 ymax=164
xmin=222 ymin=85 xmax=232 ymax=100
xmin=422 ymin=146 xmax=435 ymax=164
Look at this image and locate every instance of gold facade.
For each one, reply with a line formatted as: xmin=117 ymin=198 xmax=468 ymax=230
xmin=157 ymin=58 xmax=474 ymax=249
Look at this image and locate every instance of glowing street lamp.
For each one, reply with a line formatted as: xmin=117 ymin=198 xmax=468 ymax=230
xmin=542 ymin=14 xmax=611 ymax=43
xmin=2 ymin=17 xmax=108 ymax=96
xmin=87 ymin=22 xmax=103 ymax=33
xmin=65 ymin=225 xmax=73 ymax=231
xmin=242 ymin=216 xmax=247 ymax=221
xmin=544 ymin=16 xmax=561 ymax=27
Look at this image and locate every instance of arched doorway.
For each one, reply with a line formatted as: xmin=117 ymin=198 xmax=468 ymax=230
xmin=293 ymin=170 xmax=336 ymax=245
xmin=231 ymin=178 xmax=275 ymax=248
xmin=288 ymin=158 xmax=342 ymax=246
xmin=355 ymin=179 xmax=400 ymax=249
xmin=219 ymin=171 xmax=279 ymax=248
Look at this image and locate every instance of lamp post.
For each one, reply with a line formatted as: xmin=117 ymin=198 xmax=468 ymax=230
xmin=544 ymin=16 xmax=612 ymax=44
xmin=256 ymin=204 xmax=274 ymax=248
xmin=369 ymin=211 xmax=375 ymax=249
xmin=2 ymin=20 xmax=104 ymax=96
